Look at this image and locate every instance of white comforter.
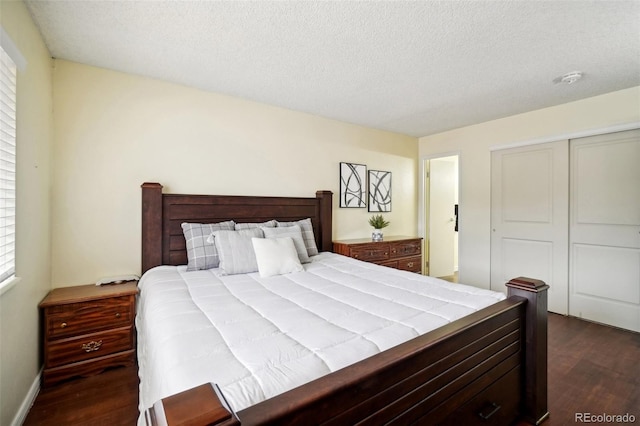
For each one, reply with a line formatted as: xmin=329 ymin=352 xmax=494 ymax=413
xmin=136 ymin=252 xmax=505 ymax=419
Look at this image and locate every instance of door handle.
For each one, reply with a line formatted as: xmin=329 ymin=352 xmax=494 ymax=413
xmin=454 ymin=204 xmax=459 ymax=232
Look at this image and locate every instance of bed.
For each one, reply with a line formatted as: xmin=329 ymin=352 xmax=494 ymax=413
xmin=139 ymin=182 xmax=549 ymax=425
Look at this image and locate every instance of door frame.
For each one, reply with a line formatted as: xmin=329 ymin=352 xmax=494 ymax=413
xmin=419 ymin=152 xmax=460 ymax=277
xmin=488 ymin=122 xmax=640 ymax=152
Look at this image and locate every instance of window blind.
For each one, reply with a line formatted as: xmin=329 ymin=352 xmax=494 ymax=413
xmin=0 ymin=46 xmax=16 ymax=283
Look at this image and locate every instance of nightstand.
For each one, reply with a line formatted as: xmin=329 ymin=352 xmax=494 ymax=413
xmin=333 ymin=236 xmax=423 ymax=273
xmin=39 ymin=281 xmax=138 ymax=386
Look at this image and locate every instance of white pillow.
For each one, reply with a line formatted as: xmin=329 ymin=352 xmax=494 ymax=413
xmin=252 ymin=237 xmax=304 ymax=278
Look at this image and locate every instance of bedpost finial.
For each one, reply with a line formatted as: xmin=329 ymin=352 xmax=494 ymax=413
xmin=505 ymin=277 xmax=549 ymax=292
xmin=142 ymin=182 xmax=163 ymax=189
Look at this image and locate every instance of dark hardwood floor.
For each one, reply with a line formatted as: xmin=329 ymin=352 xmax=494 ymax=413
xmin=545 ymin=314 xmax=639 ymax=424
xmin=23 ymin=365 xmax=139 ymax=426
xmin=23 ymin=314 xmax=639 ymax=425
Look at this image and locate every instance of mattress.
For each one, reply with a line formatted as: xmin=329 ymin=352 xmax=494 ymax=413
xmin=136 ymin=252 xmax=505 ymax=420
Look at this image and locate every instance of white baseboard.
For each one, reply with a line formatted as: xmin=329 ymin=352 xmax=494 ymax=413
xmin=11 ymin=369 xmax=41 ymax=426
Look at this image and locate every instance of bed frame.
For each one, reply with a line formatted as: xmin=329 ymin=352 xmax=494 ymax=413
xmin=141 ymin=182 xmax=549 ymax=426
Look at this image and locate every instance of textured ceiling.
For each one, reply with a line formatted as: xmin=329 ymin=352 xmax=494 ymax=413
xmin=25 ymin=0 xmax=640 ymax=137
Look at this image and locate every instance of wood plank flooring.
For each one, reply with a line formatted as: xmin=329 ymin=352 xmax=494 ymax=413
xmin=545 ymin=314 xmax=639 ymax=424
xmin=23 ymin=365 xmax=139 ymax=426
xmin=23 ymin=313 xmax=639 ymax=425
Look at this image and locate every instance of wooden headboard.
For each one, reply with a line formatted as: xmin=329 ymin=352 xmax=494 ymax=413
xmin=141 ymin=183 xmax=333 ymax=274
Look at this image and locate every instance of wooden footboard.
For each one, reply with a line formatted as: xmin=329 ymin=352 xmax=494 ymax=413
xmin=148 ymin=278 xmax=548 ymax=426
xmin=239 ymin=277 xmax=548 ymax=425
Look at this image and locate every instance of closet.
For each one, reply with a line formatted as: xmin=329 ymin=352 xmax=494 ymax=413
xmin=491 ymin=129 xmax=640 ymax=332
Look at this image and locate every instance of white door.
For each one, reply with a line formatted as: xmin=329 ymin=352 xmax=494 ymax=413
xmin=569 ymin=130 xmax=640 ymax=331
xmin=491 ymin=141 xmax=569 ymax=314
xmin=429 ymin=157 xmax=457 ymax=278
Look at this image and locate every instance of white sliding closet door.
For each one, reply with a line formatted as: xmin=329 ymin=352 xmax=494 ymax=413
xmin=569 ymin=130 xmax=640 ymax=332
xmin=491 ymin=141 xmax=569 ymax=314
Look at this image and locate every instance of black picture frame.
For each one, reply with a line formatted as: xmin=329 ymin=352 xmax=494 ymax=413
xmin=368 ymin=170 xmax=392 ymax=212
xmin=339 ymin=162 xmax=367 ymax=208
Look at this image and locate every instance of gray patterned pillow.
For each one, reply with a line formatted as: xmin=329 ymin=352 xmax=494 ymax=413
xmin=181 ymin=221 xmax=235 ymax=271
xmin=261 ymin=224 xmax=310 ymax=263
xmin=276 ymin=218 xmax=319 ymax=256
xmin=234 ymin=220 xmax=277 ymax=230
xmin=213 ymin=228 xmax=264 ymax=275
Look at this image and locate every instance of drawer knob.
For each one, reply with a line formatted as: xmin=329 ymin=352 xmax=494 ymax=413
xmin=82 ymin=340 xmax=103 ymax=353
xmin=60 ymin=322 xmax=67 ymax=329
xmin=407 ymin=262 xmax=414 ymax=267
xmin=115 ymin=312 xmax=121 ymax=318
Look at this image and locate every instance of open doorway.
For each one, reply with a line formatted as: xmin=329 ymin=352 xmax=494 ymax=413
xmin=424 ymin=155 xmax=459 ymax=282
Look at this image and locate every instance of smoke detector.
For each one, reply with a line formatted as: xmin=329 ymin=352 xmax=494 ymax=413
xmin=553 ymin=71 xmax=584 ymax=85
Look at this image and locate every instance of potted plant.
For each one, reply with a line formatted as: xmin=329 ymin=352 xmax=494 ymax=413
xmin=368 ymin=214 xmax=390 ymax=241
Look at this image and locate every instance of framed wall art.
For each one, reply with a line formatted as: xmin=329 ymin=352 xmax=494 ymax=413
xmin=339 ymin=162 xmax=367 ymax=208
xmin=368 ymin=170 xmax=391 ymax=212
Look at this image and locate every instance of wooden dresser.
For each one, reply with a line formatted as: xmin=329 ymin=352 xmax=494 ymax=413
xmin=39 ymin=282 xmax=138 ymax=386
xmin=332 ymin=236 xmax=423 ymax=273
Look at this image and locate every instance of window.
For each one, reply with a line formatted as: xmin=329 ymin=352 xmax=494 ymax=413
xmin=0 ymin=45 xmax=17 ymax=285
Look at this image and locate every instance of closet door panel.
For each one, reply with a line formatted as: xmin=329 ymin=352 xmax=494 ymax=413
xmin=491 ymin=140 xmax=569 ymax=314
xmin=573 ymin=244 xmax=639 ymax=303
xmin=501 ymin=239 xmax=552 ymax=284
xmin=570 ymin=129 xmax=640 ymax=332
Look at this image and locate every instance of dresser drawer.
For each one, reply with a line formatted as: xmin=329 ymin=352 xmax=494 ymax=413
xmin=350 ymin=244 xmax=390 ymax=262
xmin=390 ymin=240 xmax=421 ymax=258
xmin=397 ymin=255 xmax=422 ymax=273
xmin=46 ymin=326 xmax=134 ymax=368
xmin=46 ymin=296 xmax=133 ymax=338
xmin=378 ymin=260 xmax=398 ymax=268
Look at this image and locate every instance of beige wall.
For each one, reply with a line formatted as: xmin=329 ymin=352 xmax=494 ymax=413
xmin=0 ymin=1 xmax=53 ymax=424
xmin=419 ymin=86 xmax=640 ymax=288
xmin=52 ymin=60 xmax=418 ymax=286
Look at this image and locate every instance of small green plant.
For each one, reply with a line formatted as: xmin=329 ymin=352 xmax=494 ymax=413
xmin=368 ymin=214 xmax=390 ymax=230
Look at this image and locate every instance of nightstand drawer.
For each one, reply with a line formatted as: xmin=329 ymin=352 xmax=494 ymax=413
xmin=398 ymin=256 xmax=422 ymax=273
xmin=390 ymin=240 xmax=421 ymax=257
xmin=350 ymin=245 xmax=390 ymax=262
xmin=47 ymin=296 xmax=133 ymax=338
xmin=46 ymin=326 xmax=134 ymax=368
